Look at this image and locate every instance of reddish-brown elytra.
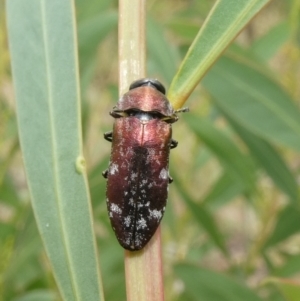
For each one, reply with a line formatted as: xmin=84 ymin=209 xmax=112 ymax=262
xmin=103 ymin=78 xmax=187 ymax=251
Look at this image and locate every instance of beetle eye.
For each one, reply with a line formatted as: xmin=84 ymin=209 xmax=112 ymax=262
xmin=129 ymin=78 xmax=166 ymax=95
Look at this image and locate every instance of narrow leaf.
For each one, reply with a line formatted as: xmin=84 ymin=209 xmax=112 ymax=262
xmin=264 ymin=205 xmax=300 ymax=248
xmin=175 ymin=263 xmax=264 ymax=301
xmin=186 ymin=200 xmax=228 ymax=256
xmin=3 ymin=210 xmax=43 ymax=291
xmin=78 ymin=11 xmax=117 ymax=76
xmin=202 ymin=171 xmax=246 ymax=207
xmin=168 ymin=0 xmax=271 ymax=109
xmin=224 ymin=111 xmax=299 ymax=203
xmin=12 ymin=290 xmax=57 ymax=301
xmin=275 ymin=255 xmax=300 ymax=278
xmin=251 ymin=21 xmax=291 ymax=61
xmin=265 ymin=278 xmax=300 ymax=301
xmin=172 ymin=170 xmax=228 ymax=256
xmin=147 ymin=17 xmax=178 ymax=84
xmin=185 ymin=115 xmax=257 ymax=193
xmin=203 ymin=54 xmax=300 ymax=152
xmin=6 ymin=0 xmax=104 ymax=300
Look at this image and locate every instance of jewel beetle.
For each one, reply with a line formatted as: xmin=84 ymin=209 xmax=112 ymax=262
xmin=103 ymin=78 xmax=187 ymax=251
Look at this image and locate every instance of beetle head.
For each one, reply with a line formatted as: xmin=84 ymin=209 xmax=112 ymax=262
xmin=129 ymin=78 xmax=166 ymax=95
xmin=111 ymin=78 xmax=188 ymax=123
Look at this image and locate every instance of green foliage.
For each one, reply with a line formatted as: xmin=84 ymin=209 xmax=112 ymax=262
xmin=175 ymin=263 xmax=264 ymax=301
xmin=2 ymin=0 xmax=300 ymax=300
xmin=168 ymin=0 xmax=271 ymax=108
xmin=6 ymin=0 xmax=103 ymax=300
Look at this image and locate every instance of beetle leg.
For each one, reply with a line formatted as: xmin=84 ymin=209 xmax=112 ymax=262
xmin=175 ymin=107 xmax=189 ymax=114
xmin=104 ymin=131 xmax=113 ymax=142
xmin=110 ymin=110 xmax=127 ymax=118
xmin=162 ymin=115 xmax=178 ymax=123
xmin=168 ymin=175 xmax=173 ymax=183
xmin=170 ymin=139 xmax=178 ymax=149
xmin=102 ymin=169 xmax=108 ymax=178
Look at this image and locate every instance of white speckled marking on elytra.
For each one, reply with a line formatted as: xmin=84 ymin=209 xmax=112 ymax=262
xmin=134 ymin=233 xmax=144 ymax=247
xmin=141 ymin=179 xmax=148 ymax=186
xmin=159 ymin=168 xmax=168 ymax=179
xmin=110 ymin=203 xmax=122 ymax=214
xmin=125 ymin=238 xmax=131 ymax=246
xmin=124 ymin=216 xmax=131 ymax=227
xmin=137 ymin=202 xmax=144 ymax=209
xmin=131 ymin=172 xmax=138 ymax=180
xmin=149 ymin=209 xmax=162 ymax=220
xmin=137 ymin=218 xmax=147 ymax=230
xmin=110 ymin=163 xmax=119 ymax=175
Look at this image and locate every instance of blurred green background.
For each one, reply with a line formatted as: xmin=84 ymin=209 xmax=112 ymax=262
xmin=1 ymin=0 xmax=300 ymax=300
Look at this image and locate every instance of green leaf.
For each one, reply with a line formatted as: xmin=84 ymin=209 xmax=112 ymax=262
xmin=171 ymin=169 xmax=228 ymax=256
xmin=202 ymin=171 xmax=246 ymax=208
xmin=3 ymin=210 xmax=43 ymax=294
xmin=264 ymin=205 xmax=300 ymax=248
xmin=0 ymin=173 xmax=21 ymax=207
xmin=275 ymin=255 xmax=300 ymax=277
xmin=224 ymin=112 xmax=299 ymax=203
xmin=175 ymin=263 xmax=264 ymax=301
xmin=168 ymin=0 xmax=271 ymax=109
xmin=265 ymin=278 xmax=300 ymax=301
xmin=78 ymin=10 xmax=117 ymax=80
xmin=167 ymin=19 xmax=199 ymax=42
xmin=187 ymin=201 xmax=229 ymax=256
xmin=76 ymin=0 xmax=112 ymax=22
xmin=171 ymin=163 xmax=228 ymax=256
xmin=6 ymin=0 xmax=104 ymax=300
xmin=203 ymin=54 xmax=300 ymax=152
xmin=12 ymin=290 xmax=58 ymax=301
xmin=185 ymin=115 xmax=256 ymax=193
xmin=88 ymin=157 xmax=109 ymax=208
xmin=251 ymin=21 xmax=291 ymax=61
xmin=147 ymin=17 xmax=179 ymax=84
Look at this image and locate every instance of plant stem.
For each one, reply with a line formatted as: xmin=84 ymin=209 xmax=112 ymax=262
xmin=124 ymin=229 xmax=164 ymax=301
xmin=119 ymin=0 xmax=146 ymax=94
xmin=118 ymin=0 xmax=164 ymax=300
